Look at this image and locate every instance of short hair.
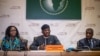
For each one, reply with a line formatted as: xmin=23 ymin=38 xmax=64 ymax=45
xmin=41 ymin=24 xmax=50 ymax=30
xmin=86 ymin=28 xmax=94 ymax=34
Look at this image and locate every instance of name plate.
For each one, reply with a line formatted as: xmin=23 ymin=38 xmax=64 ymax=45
xmin=46 ymin=45 xmax=63 ymax=52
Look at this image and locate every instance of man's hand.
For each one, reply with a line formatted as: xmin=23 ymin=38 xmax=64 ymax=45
xmin=38 ymin=44 xmax=45 ymax=50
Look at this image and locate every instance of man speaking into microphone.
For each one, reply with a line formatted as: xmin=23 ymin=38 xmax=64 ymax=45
xmin=30 ymin=24 xmax=61 ymax=50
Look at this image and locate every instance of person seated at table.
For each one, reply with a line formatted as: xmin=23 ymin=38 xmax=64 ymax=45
xmin=77 ymin=28 xmax=100 ymax=49
xmin=30 ymin=24 xmax=61 ymax=50
xmin=1 ymin=26 xmax=27 ymax=51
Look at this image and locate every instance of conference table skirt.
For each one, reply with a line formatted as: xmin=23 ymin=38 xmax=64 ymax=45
xmin=0 ymin=50 xmax=100 ymax=56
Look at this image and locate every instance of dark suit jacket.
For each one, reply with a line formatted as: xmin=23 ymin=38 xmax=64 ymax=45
xmin=30 ymin=35 xmax=61 ymax=50
xmin=77 ymin=38 xmax=100 ymax=49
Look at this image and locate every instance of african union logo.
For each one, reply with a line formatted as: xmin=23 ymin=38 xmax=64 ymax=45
xmin=40 ymin=0 xmax=68 ymax=15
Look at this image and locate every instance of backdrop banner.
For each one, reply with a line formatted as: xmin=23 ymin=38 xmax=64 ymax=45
xmin=0 ymin=0 xmax=100 ymax=49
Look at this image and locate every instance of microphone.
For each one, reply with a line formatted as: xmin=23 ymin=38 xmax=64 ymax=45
xmin=3 ymin=51 xmax=8 ymax=56
xmin=82 ymin=46 xmax=91 ymax=50
xmin=49 ymin=41 xmax=53 ymax=44
xmin=24 ymin=51 xmax=27 ymax=56
xmin=77 ymin=41 xmax=90 ymax=50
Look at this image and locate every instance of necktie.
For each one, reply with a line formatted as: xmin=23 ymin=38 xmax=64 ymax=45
xmin=89 ymin=39 xmax=93 ymax=48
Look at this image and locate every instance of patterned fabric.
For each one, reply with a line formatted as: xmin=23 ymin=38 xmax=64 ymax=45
xmin=1 ymin=37 xmax=21 ymax=51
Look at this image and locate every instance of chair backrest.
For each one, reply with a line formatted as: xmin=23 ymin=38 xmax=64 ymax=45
xmin=20 ymin=39 xmax=28 ymax=50
xmin=33 ymin=37 xmax=37 ymax=42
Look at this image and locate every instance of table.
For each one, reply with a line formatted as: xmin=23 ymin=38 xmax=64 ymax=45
xmin=62 ymin=51 xmax=100 ymax=56
xmin=0 ymin=51 xmax=100 ymax=56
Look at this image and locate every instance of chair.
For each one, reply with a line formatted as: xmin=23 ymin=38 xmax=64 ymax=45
xmin=20 ymin=39 xmax=28 ymax=51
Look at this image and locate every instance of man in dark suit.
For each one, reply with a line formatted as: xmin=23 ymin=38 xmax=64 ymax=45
xmin=77 ymin=28 xmax=100 ymax=49
xmin=30 ymin=24 xmax=61 ymax=50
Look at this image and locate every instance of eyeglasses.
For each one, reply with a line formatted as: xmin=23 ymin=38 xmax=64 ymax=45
xmin=10 ymin=30 xmax=16 ymax=32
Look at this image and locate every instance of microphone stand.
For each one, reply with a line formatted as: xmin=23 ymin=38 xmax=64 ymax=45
xmin=83 ymin=46 xmax=91 ymax=51
xmin=3 ymin=51 xmax=8 ymax=56
xmin=24 ymin=51 xmax=27 ymax=56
